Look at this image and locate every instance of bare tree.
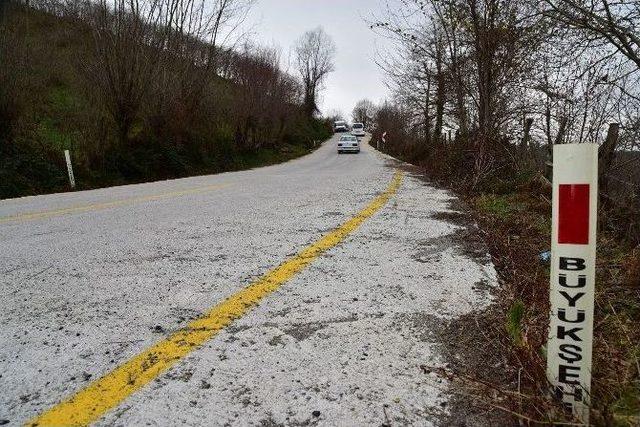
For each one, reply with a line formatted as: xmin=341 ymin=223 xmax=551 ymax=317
xmin=543 ymin=0 xmax=640 ymax=71
xmin=326 ymin=109 xmax=345 ymax=123
xmin=540 ymin=0 xmax=640 ymax=222
xmin=294 ymin=27 xmax=336 ymax=117
xmin=370 ymin=5 xmax=447 ymax=146
xmin=372 ymin=0 xmax=547 ymax=183
xmin=229 ymin=44 xmax=300 ymax=150
xmin=148 ymin=0 xmax=252 ymax=145
xmin=80 ymin=0 xmax=169 ymax=146
xmin=352 ymin=99 xmax=376 ymax=128
xmin=81 ymin=0 xmax=251 ymax=147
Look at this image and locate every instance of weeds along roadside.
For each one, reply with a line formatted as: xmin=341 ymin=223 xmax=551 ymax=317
xmin=470 ymin=183 xmax=639 ymax=425
xmin=376 ymin=141 xmax=640 ymax=425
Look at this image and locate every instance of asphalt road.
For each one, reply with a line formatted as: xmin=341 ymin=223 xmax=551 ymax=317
xmin=0 ymin=135 xmax=496 ymax=426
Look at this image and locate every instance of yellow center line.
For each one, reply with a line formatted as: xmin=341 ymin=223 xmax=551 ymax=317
xmin=27 ymin=170 xmax=404 ymax=427
xmin=0 ymin=183 xmax=231 ymax=224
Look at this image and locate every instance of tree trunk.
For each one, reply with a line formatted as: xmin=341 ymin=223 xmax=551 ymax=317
xmin=545 ymin=116 xmax=568 ymax=180
xmin=519 ymin=117 xmax=534 ymax=170
xmin=554 ymin=116 xmax=568 ymax=145
xmin=115 ymin=112 xmax=133 ymax=148
xmin=598 ymin=123 xmax=620 ymax=209
xmin=303 ymin=90 xmax=316 ymax=118
xmin=423 ymin=75 xmax=431 ymax=145
xmin=434 ymin=41 xmax=445 ymax=144
xmin=520 ymin=117 xmax=533 ymax=151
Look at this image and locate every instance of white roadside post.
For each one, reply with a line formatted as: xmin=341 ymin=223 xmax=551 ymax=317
xmin=547 ymin=143 xmax=598 ymax=423
xmin=64 ymin=149 xmax=76 ymax=189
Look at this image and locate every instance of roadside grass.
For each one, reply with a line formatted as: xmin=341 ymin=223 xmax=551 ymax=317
xmin=37 ymin=117 xmax=74 ymax=150
xmin=475 ymin=193 xmax=522 ymax=218
xmin=231 ymin=143 xmax=314 ymax=170
xmin=370 ymin=110 xmax=639 ymax=424
xmin=468 ymin=179 xmax=640 ymax=425
xmin=48 ymin=85 xmax=78 ymax=113
xmin=385 ymin=147 xmax=640 ymax=423
xmin=506 ymin=300 xmax=526 ymax=348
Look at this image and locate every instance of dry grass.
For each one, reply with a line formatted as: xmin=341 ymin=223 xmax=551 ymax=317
xmin=376 ymin=140 xmax=640 ymax=423
xmin=461 ymin=174 xmax=640 ymax=425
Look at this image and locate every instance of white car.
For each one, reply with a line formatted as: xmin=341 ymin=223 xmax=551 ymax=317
xmin=351 ymin=123 xmax=365 ymax=137
xmin=337 ymin=134 xmax=360 ymax=154
xmin=334 ymin=121 xmax=349 ymax=132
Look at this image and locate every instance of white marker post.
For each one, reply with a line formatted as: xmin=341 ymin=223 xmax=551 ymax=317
xmin=547 ymin=143 xmax=598 ymax=423
xmin=64 ymin=149 xmax=76 ymax=189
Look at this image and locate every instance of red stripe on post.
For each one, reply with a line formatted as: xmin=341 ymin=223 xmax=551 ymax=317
xmin=558 ymin=184 xmax=590 ymax=244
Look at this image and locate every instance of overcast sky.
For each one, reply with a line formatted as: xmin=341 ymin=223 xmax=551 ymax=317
xmin=242 ymin=0 xmax=393 ymax=119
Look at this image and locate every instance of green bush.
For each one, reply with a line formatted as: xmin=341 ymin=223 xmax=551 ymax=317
xmin=0 ymin=136 xmax=67 ymax=198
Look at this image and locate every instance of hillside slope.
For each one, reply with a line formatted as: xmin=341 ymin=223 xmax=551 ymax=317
xmin=0 ymin=4 xmax=331 ymax=199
